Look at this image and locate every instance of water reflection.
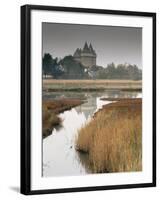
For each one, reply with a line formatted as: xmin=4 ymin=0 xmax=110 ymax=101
xmin=43 ymin=109 xmax=88 ymax=177
xmin=43 ymin=90 xmax=141 ymax=101
xmin=43 ymin=90 xmax=142 ymax=177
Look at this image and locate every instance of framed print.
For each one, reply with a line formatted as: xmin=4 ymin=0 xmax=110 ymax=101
xmin=21 ymin=4 xmax=156 ymax=195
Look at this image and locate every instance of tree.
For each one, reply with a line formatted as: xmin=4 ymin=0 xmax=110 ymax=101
xmin=42 ymin=54 xmax=64 ymax=79
xmin=42 ymin=53 xmax=54 ymax=78
xmin=59 ymin=55 xmax=85 ymax=79
xmin=127 ymin=64 xmax=142 ymax=80
xmin=106 ymin=63 xmax=116 ymax=79
xmin=116 ymin=64 xmax=128 ymax=79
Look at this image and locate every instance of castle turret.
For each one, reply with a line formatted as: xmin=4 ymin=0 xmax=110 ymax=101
xmin=83 ymin=42 xmax=90 ymax=53
xmin=89 ymin=43 xmax=96 ymax=66
xmin=89 ymin=43 xmax=94 ymax=53
xmin=73 ymin=42 xmax=97 ymax=67
xmin=73 ymin=48 xmax=81 ymax=62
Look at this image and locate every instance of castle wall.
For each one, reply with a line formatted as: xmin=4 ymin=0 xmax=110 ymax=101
xmin=80 ymin=56 xmax=95 ymax=67
xmin=93 ymin=57 xmax=96 ymax=66
xmin=74 ymin=57 xmax=81 ymax=63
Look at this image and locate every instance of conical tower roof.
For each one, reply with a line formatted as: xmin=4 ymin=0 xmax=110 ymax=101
xmin=83 ymin=42 xmax=90 ymax=52
xmin=73 ymin=48 xmax=81 ymax=57
xmin=89 ymin=43 xmax=94 ymax=53
xmin=89 ymin=43 xmax=96 ymax=56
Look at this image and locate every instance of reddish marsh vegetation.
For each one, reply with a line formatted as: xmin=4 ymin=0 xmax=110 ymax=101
xmin=43 ymin=99 xmax=84 ymax=138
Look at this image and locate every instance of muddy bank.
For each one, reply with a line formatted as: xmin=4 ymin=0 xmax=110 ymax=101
xmin=43 ymin=98 xmax=84 ymax=138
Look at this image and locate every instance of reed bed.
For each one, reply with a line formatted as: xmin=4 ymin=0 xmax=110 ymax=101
xmin=76 ymin=98 xmax=142 ymax=173
xmin=43 ymin=79 xmax=142 ymax=91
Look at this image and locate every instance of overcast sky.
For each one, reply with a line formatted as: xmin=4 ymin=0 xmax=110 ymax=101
xmin=42 ymin=23 xmax=142 ymax=68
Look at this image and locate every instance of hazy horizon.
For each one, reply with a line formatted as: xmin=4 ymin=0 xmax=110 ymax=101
xmin=42 ymin=23 xmax=142 ymax=69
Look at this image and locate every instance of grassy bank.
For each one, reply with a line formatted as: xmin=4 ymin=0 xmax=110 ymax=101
xmin=100 ymin=97 xmax=141 ymax=101
xmin=43 ymin=79 xmax=142 ymax=91
xmin=43 ymin=99 xmax=84 ymax=138
xmin=76 ymin=98 xmax=142 ymax=173
xmin=121 ymin=88 xmax=142 ymax=92
xmin=43 ymin=88 xmax=106 ymax=92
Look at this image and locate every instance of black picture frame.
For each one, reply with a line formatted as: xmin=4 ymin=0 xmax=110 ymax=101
xmin=21 ymin=4 xmax=156 ymax=195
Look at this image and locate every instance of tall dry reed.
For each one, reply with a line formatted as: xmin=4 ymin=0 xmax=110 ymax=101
xmin=76 ymin=99 xmax=142 ymax=173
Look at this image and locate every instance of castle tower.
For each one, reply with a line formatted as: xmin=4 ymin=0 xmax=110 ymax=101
xmin=73 ymin=48 xmax=81 ymax=63
xmin=89 ymin=43 xmax=96 ymax=66
xmin=73 ymin=42 xmax=97 ymax=67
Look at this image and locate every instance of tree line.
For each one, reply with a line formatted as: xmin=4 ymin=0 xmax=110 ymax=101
xmin=43 ymin=53 xmax=142 ymax=80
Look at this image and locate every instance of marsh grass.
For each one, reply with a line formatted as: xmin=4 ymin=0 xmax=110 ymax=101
xmin=43 ymin=79 xmax=142 ymax=91
xmin=76 ymin=99 xmax=142 ymax=173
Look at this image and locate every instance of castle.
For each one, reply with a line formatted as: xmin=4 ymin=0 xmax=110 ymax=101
xmin=73 ymin=42 xmax=97 ymax=68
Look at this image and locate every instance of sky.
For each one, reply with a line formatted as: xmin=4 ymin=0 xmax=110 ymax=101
xmin=42 ymin=23 xmax=142 ymax=69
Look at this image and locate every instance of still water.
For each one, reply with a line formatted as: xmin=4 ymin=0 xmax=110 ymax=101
xmin=43 ymin=90 xmax=142 ymax=177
